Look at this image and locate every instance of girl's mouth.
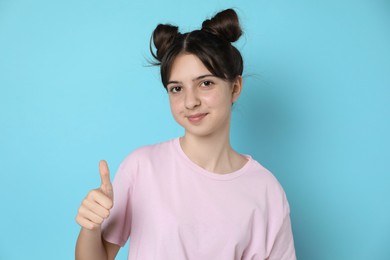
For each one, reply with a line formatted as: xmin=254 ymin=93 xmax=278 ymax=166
xmin=187 ymin=113 xmax=208 ymax=122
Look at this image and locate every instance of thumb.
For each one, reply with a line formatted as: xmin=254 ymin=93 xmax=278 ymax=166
xmin=99 ymin=160 xmax=113 ymax=200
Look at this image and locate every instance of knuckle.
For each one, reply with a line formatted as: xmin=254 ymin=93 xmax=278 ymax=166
xmin=77 ymin=207 xmax=84 ymax=215
xmin=81 ymin=199 xmax=89 ymax=207
xmin=86 ymin=190 xmax=95 ymax=199
xmin=84 ymin=223 xmax=94 ymax=230
xmin=102 ymin=209 xmax=109 ymax=219
xmin=90 ymin=223 xmax=100 ymax=230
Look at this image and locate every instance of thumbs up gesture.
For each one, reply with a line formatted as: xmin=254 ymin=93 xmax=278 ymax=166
xmin=76 ymin=160 xmax=114 ymax=230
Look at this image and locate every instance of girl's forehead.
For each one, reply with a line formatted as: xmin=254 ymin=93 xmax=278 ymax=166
xmin=170 ymin=54 xmax=212 ymax=80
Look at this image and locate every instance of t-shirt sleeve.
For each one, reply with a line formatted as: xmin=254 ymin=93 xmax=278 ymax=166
xmin=267 ymin=190 xmax=296 ymax=260
xmin=101 ymin=153 xmax=138 ymax=247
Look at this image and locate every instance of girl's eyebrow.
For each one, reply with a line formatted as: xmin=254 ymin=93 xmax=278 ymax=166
xmin=194 ymin=74 xmax=215 ymax=81
xmin=167 ymin=74 xmax=215 ymax=85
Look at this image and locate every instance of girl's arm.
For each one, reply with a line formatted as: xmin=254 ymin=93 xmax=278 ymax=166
xmin=75 ymin=160 xmax=119 ymax=260
xmin=75 ymin=227 xmax=120 ymax=260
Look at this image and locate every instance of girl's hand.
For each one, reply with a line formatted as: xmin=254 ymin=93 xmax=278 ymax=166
xmin=76 ymin=160 xmax=114 ymax=230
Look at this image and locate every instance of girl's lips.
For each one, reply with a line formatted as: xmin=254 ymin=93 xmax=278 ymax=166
xmin=187 ymin=113 xmax=208 ymax=122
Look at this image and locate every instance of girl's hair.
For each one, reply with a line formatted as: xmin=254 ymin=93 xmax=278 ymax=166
xmin=150 ymin=9 xmax=244 ymax=89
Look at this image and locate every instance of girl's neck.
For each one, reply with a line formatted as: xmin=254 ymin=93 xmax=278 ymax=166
xmin=179 ymin=132 xmax=246 ymax=174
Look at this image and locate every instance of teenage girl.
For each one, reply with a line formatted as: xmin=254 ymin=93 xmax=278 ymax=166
xmin=75 ymin=8 xmax=296 ymax=260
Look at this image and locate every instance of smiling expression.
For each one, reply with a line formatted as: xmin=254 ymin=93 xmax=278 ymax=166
xmin=167 ymin=53 xmax=242 ymax=138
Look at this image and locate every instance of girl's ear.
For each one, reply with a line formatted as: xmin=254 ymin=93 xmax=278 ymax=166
xmin=231 ymin=76 xmax=243 ymax=103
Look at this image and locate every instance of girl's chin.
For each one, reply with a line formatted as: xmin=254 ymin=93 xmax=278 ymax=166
xmin=183 ymin=127 xmax=219 ymax=139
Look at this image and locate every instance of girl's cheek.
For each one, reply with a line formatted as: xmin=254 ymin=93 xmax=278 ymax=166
xmin=169 ymin=98 xmax=182 ymax=113
xmin=202 ymin=93 xmax=224 ymax=106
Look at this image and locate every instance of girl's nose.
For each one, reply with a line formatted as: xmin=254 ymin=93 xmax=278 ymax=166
xmin=184 ymin=89 xmax=200 ymax=110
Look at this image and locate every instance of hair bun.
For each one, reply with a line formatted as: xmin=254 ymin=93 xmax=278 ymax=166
xmin=151 ymin=24 xmax=179 ymax=61
xmin=201 ymin=9 xmax=242 ymax=43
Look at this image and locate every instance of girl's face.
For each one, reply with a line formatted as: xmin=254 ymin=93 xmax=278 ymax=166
xmin=167 ymin=53 xmax=242 ymax=138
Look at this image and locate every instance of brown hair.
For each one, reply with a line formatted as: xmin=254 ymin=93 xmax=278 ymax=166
xmin=150 ymin=9 xmax=244 ymax=89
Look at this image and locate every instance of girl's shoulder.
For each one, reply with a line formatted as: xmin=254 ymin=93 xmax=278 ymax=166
xmin=121 ymin=138 xmax=178 ymax=164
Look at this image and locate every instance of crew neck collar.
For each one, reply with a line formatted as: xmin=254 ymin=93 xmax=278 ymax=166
xmin=173 ymin=137 xmax=253 ymax=181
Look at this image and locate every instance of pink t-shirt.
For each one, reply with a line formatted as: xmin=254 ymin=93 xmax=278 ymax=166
xmin=102 ymin=138 xmax=296 ymax=259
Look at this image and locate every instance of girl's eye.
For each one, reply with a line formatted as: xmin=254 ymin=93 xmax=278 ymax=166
xmin=201 ymin=80 xmax=214 ymax=87
xmin=169 ymin=86 xmax=182 ymax=93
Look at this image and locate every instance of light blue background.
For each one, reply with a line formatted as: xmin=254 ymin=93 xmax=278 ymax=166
xmin=1 ymin=0 xmax=389 ymax=259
